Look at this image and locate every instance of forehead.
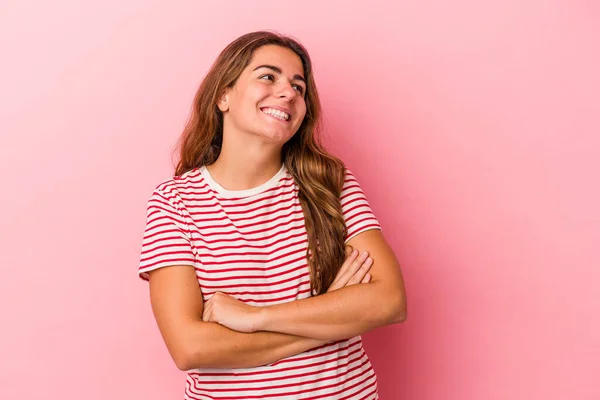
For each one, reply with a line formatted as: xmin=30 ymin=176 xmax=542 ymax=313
xmin=247 ymin=45 xmax=305 ymax=77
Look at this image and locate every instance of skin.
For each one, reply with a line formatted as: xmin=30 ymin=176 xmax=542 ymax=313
xmin=209 ymin=44 xmax=308 ymax=190
xmin=148 ymin=44 xmax=407 ymax=370
xmin=203 ymin=230 xmax=406 ymax=341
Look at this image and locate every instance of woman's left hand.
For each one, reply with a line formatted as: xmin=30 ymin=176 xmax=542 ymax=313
xmin=202 ymin=292 xmax=263 ymax=333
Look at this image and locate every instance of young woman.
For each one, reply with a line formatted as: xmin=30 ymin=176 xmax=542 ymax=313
xmin=138 ymin=31 xmax=407 ymax=400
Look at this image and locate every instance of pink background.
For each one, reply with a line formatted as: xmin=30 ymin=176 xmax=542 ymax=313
xmin=1 ymin=1 xmax=599 ymax=399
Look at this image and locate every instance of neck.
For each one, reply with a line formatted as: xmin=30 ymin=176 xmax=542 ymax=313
xmin=207 ymin=129 xmax=284 ymax=191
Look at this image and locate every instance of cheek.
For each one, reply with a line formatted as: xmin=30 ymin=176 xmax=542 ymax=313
xmin=246 ymin=83 xmax=271 ymax=101
xmin=296 ymin=103 xmax=307 ymax=122
xmin=233 ymin=85 xmax=265 ymax=109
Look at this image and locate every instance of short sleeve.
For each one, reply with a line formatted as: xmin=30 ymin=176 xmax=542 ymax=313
xmin=138 ymin=189 xmax=196 ymax=281
xmin=341 ymin=169 xmax=382 ymax=243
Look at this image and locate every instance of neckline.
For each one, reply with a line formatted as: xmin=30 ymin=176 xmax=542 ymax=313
xmin=199 ymin=164 xmax=287 ymax=198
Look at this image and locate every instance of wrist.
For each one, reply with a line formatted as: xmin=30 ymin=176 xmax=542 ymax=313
xmin=255 ymin=306 xmax=271 ymax=332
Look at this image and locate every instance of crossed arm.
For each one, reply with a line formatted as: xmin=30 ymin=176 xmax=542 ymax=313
xmin=147 ymin=229 xmax=406 ymax=371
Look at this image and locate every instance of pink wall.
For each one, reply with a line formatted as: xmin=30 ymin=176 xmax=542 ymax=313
xmin=1 ymin=1 xmax=598 ymax=399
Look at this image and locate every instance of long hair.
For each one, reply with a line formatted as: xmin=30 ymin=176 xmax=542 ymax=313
xmin=174 ymin=31 xmax=347 ymax=295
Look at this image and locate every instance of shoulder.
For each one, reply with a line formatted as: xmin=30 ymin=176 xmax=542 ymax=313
xmin=153 ymin=168 xmax=204 ymax=194
xmin=341 ymin=167 xmax=369 ymax=195
xmin=342 ymin=168 xmax=358 ymax=184
xmin=147 ymin=168 xmax=205 ymax=207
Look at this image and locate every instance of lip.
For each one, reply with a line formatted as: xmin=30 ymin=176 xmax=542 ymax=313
xmin=260 ymin=105 xmax=292 ymax=120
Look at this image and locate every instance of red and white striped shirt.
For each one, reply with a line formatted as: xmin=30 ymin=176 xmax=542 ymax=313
xmin=138 ymin=164 xmax=382 ymax=399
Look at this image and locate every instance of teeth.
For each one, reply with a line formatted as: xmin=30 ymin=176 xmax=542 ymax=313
xmin=262 ymin=108 xmax=290 ymax=121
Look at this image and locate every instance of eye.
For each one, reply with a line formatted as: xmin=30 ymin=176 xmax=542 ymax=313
xmin=292 ymin=84 xmax=305 ymax=95
xmin=259 ymin=74 xmax=275 ymax=81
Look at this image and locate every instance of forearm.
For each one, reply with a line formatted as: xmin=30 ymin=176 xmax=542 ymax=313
xmin=257 ymin=282 xmax=406 ymax=341
xmin=177 ymin=319 xmax=327 ymax=370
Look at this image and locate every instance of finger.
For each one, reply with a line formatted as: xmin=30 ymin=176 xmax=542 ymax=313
xmin=202 ymin=297 xmax=213 ymax=321
xmin=328 ymin=271 xmax=345 ymax=292
xmin=330 ymin=249 xmax=359 ymax=288
xmin=347 ymin=257 xmax=373 ymax=285
xmin=340 ymin=251 xmax=369 ymax=284
xmin=361 ymin=273 xmax=371 ymax=283
xmin=345 ymin=245 xmax=353 ymax=257
xmin=330 ymin=249 xmax=358 ymax=285
xmin=202 ymin=305 xmax=211 ymax=321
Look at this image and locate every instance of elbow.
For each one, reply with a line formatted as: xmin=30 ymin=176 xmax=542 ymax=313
xmin=172 ymin=347 xmax=194 ymax=371
xmin=171 ymin=342 xmax=208 ymax=371
xmin=175 ymin=357 xmax=191 ymax=372
xmin=385 ymin=293 xmax=407 ymax=325
xmin=168 ymin=324 xmax=225 ymax=370
xmin=173 ymin=341 xmax=224 ymax=370
xmin=391 ymin=307 xmax=407 ymax=324
xmin=174 ymin=348 xmax=210 ymax=371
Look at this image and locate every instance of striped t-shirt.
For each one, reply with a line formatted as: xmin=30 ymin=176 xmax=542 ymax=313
xmin=138 ymin=163 xmax=382 ymax=399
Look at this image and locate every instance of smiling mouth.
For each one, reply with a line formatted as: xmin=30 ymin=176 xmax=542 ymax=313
xmin=261 ymin=107 xmax=291 ymax=121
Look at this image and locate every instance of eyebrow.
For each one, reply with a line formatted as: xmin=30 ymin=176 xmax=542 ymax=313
xmin=253 ymin=64 xmax=306 ymax=84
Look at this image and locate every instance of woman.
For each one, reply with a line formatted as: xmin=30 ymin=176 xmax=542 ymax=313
xmin=138 ymin=31 xmax=407 ymax=399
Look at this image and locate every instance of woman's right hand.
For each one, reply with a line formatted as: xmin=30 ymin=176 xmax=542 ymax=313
xmin=327 ymin=246 xmax=373 ymax=292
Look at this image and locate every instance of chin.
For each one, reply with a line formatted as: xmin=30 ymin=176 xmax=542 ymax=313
xmin=262 ymin=132 xmax=295 ymax=145
xmin=255 ymin=126 xmax=297 ymax=144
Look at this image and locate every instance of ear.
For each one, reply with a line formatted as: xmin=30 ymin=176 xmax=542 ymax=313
xmin=217 ymin=89 xmax=230 ymax=112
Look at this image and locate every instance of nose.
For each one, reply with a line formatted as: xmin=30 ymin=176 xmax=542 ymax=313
xmin=276 ymin=80 xmax=297 ymax=101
